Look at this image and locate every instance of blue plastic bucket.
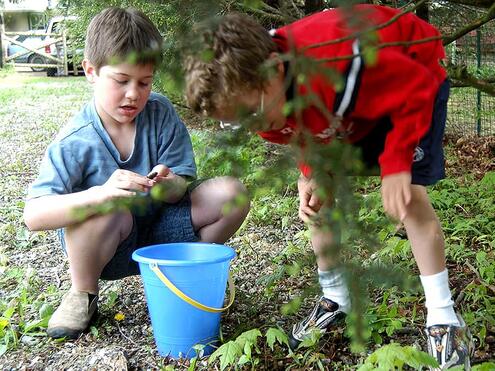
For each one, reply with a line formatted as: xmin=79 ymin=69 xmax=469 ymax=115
xmin=132 ymin=242 xmax=235 ymax=359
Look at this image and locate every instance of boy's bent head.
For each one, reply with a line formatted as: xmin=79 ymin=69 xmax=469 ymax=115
xmin=85 ymin=7 xmax=163 ymax=72
xmin=184 ymin=13 xmax=277 ymax=117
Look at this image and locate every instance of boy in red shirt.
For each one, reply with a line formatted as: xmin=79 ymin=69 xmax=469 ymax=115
xmin=184 ymin=5 xmax=473 ymax=369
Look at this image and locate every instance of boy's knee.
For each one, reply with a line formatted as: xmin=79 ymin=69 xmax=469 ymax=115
xmin=218 ymin=176 xmax=250 ymax=212
xmin=220 ymin=176 xmax=248 ymax=198
xmin=66 ymin=211 xmax=133 ymax=242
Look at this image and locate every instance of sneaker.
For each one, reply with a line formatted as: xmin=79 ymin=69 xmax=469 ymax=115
xmin=288 ymin=296 xmax=346 ymax=350
xmin=425 ymin=314 xmax=475 ymax=370
xmin=47 ymin=289 xmax=98 ymax=339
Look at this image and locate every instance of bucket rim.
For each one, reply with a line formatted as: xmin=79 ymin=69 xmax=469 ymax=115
xmin=131 ymin=242 xmax=236 ymax=266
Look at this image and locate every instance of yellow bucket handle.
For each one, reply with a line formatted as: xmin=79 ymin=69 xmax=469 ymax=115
xmin=149 ymin=262 xmax=235 ymax=313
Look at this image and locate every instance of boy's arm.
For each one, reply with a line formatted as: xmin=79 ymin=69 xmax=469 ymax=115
xmin=24 ymin=169 xmax=153 ymax=231
xmin=381 ymin=171 xmax=412 ymax=221
xmin=24 ymin=188 xmax=106 ymax=231
xmin=155 ymin=97 xmax=197 ymax=180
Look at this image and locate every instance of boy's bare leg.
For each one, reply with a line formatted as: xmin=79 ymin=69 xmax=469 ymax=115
xmin=403 ymin=185 xmax=458 ymax=326
xmin=48 ymin=211 xmax=133 ymax=338
xmin=402 ymin=185 xmax=445 ymax=275
xmin=64 ymin=211 xmax=133 ymax=294
xmin=310 ymin=225 xmax=350 ymax=313
xmin=310 ymin=226 xmax=337 ymax=271
xmin=190 ymin=176 xmax=250 ymax=243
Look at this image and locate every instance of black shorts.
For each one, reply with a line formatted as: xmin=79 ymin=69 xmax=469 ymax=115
xmin=58 ymin=184 xmax=201 ymax=280
xmin=354 ymin=79 xmax=450 ymax=186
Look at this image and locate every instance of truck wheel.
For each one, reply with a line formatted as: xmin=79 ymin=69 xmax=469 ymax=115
xmin=29 ymin=55 xmax=46 ymax=72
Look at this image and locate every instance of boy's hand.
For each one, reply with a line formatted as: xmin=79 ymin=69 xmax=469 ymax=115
xmin=297 ymin=176 xmax=323 ymax=224
xmin=148 ymin=164 xmax=171 ymax=182
xmin=381 ymin=172 xmax=412 ymax=221
xmin=97 ymin=169 xmax=154 ymax=202
xmin=148 ymin=164 xmax=187 ymax=203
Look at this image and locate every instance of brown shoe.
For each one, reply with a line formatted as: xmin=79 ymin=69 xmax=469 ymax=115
xmin=47 ymin=289 xmax=98 ymax=339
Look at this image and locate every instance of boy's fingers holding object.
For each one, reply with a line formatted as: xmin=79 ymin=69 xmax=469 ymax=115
xmin=147 ymin=171 xmax=158 ymax=179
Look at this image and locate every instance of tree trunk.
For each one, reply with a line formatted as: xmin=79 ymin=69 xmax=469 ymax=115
xmin=416 ymin=1 xmax=429 ymax=22
xmin=304 ymin=0 xmax=324 ymax=15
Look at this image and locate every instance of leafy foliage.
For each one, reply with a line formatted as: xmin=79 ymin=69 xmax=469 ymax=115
xmin=358 ymin=343 xmax=438 ymax=371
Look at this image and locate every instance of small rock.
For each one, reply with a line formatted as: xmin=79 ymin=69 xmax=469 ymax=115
xmin=84 ymin=346 xmax=128 ymax=371
xmin=20 ymin=335 xmax=39 ymax=346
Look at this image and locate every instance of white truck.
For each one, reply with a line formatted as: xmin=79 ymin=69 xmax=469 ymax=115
xmin=43 ymin=15 xmax=80 ymax=76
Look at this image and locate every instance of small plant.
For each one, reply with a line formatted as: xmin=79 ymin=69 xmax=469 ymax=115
xmin=365 ymin=290 xmax=407 ymax=345
xmin=209 ymin=328 xmax=262 ymax=370
xmin=0 ymin=266 xmax=56 ymax=355
xmin=358 ymin=343 xmax=438 ymax=370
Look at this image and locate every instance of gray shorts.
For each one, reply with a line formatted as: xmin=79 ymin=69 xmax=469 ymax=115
xmin=58 ymin=190 xmax=199 ymax=280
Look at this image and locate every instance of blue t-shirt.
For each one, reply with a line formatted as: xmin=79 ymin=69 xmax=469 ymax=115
xmin=27 ymin=92 xmax=196 ymax=200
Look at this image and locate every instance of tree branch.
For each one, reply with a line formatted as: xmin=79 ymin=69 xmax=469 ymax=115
xmin=317 ymin=35 xmax=443 ymax=64
xmin=443 ymin=0 xmax=495 ymax=8
xmin=235 ymin=2 xmax=289 ymax=23
xmin=301 ymin=0 xmax=428 ymax=51
xmin=442 ymin=1 xmax=495 ymax=45
xmin=451 ymin=77 xmax=495 ymax=88
xmin=447 ymin=63 xmax=495 ymax=96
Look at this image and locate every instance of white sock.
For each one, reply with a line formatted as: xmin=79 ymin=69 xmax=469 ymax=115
xmin=420 ymin=269 xmax=459 ymax=327
xmin=318 ymin=268 xmax=351 ymax=314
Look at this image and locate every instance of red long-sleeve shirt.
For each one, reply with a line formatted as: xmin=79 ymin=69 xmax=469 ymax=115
xmin=257 ymin=5 xmax=447 ymax=178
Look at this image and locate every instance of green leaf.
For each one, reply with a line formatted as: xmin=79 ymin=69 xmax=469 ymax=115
xmin=187 ymin=356 xmax=197 ymax=371
xmin=90 ymin=326 xmax=99 ymax=338
xmin=209 ymin=341 xmax=243 ymax=371
xmin=243 ymin=341 xmax=252 ymax=359
xmin=23 ymin=319 xmax=44 ymax=333
xmin=235 ymin=328 xmax=262 ymax=349
xmin=238 ymin=354 xmax=250 ymax=366
xmin=362 ymin=46 xmax=378 ymax=66
xmin=39 ymin=303 xmax=54 ymax=320
xmin=358 ymin=343 xmax=438 ymax=370
xmin=0 ymin=318 xmax=9 ymax=331
xmin=266 ymin=327 xmax=289 ymax=351
xmin=0 ymin=344 xmax=7 ymax=357
xmin=281 ymin=296 xmax=302 ymax=315
xmin=243 ymin=0 xmax=263 ymax=9
xmin=200 ymin=48 xmax=214 ymax=63
xmin=3 ymin=306 xmax=15 ymax=319
xmin=480 ymin=171 xmax=495 ymax=187
xmin=298 ymin=328 xmax=324 ymax=349
xmin=473 ymin=362 xmax=495 ymax=371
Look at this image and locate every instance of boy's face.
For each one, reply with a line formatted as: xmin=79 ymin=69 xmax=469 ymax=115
xmin=83 ymin=60 xmax=154 ymax=127
xmin=213 ymin=60 xmax=287 ymax=132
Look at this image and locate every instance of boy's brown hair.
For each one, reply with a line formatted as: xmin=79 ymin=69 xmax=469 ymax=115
xmin=85 ymin=7 xmax=163 ymax=72
xmin=184 ymin=13 xmax=277 ymax=116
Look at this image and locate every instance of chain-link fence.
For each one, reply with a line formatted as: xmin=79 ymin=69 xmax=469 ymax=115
xmin=433 ymin=5 xmax=495 ymax=136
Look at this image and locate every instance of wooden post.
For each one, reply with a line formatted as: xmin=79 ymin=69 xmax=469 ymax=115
xmin=0 ymin=12 xmax=4 ymax=69
xmin=62 ymin=30 xmax=68 ymax=76
xmin=476 ymin=29 xmax=482 ymax=136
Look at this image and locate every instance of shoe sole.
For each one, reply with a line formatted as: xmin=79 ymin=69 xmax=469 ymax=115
xmin=47 ymin=308 xmax=99 ymax=340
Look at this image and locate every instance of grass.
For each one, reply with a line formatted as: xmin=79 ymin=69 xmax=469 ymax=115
xmin=0 ymin=72 xmax=494 ymax=369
